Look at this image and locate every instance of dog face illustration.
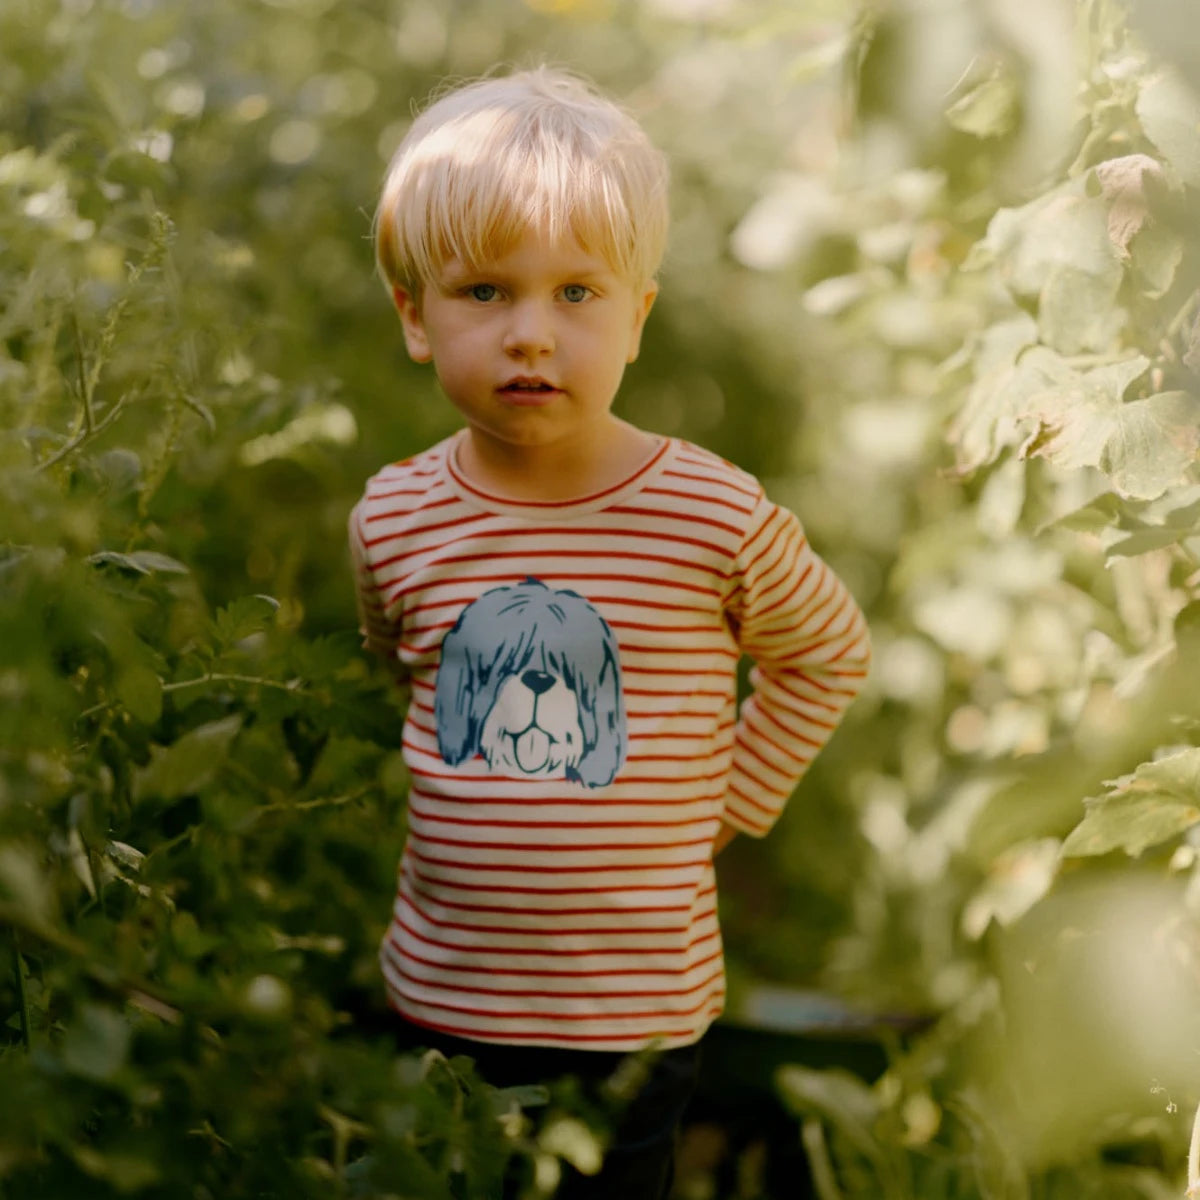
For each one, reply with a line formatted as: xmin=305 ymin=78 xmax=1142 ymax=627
xmin=434 ymin=578 xmax=626 ymax=788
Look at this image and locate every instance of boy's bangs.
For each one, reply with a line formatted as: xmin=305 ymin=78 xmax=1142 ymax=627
xmin=376 ymin=72 xmax=670 ymax=291
xmin=417 ymin=132 xmax=639 ymax=282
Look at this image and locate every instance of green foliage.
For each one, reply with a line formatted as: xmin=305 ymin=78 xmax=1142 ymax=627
xmin=4 ymin=0 xmax=1200 ymax=1196
xmin=0 ymin=1 xmax=620 ymax=1194
xmin=717 ymin=0 xmax=1200 ymax=1194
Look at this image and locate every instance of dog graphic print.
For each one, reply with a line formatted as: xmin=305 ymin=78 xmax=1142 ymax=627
xmin=434 ymin=578 xmax=626 ymax=788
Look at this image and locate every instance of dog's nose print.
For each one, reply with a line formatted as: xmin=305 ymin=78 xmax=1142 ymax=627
xmin=520 ymin=670 xmax=556 ymax=696
xmin=434 ymin=577 xmax=627 ymax=788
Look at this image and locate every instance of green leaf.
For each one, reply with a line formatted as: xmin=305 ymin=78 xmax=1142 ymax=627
xmin=945 ymin=66 xmax=1019 ymax=138
xmin=776 ymin=1065 xmax=891 ymax=1176
xmin=537 ymin=1116 xmax=603 ymax=1175
xmin=70 ymin=1145 xmax=161 ymax=1193
xmin=1041 ymin=491 xmax=1127 ymax=534
xmin=949 ymin=340 xmax=1065 ymax=473
xmin=962 ymin=839 xmax=1061 ymax=939
xmin=89 ymin=550 xmax=190 ymax=575
xmin=1136 ymin=70 xmax=1200 ymax=187
xmin=1037 ymin=263 xmax=1123 ymax=354
xmin=61 ymin=1003 xmax=131 ymax=1082
xmin=976 ymin=189 xmax=1121 ymax=301
xmin=1130 ymin=222 xmax=1183 ymax=297
xmin=133 ymin=715 xmax=242 ymax=802
xmin=1104 ymin=494 xmax=1200 ymax=557
xmin=1016 ymin=358 xmax=1191 ymax=499
xmin=0 ymin=846 xmax=55 ymax=926
xmin=116 ymin=662 xmax=163 ymax=724
xmin=1062 ymin=749 xmax=1200 ymax=857
xmin=94 ymin=448 xmax=143 ymax=495
xmin=1101 ymin=391 xmax=1200 ymax=500
xmin=1105 ymin=526 xmax=1190 ymax=558
xmin=214 ymin=594 xmax=280 ymax=646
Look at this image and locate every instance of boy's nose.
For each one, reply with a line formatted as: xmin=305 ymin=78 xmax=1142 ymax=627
xmin=503 ymin=301 xmax=555 ymax=358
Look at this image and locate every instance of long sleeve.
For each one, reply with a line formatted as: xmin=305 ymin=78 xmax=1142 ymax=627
xmin=348 ymin=499 xmax=405 ymax=668
xmin=722 ymin=494 xmax=871 ymax=836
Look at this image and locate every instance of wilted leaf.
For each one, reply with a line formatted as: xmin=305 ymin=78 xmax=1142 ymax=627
xmin=1092 ymin=153 xmax=1167 ymax=257
xmin=133 ymin=715 xmax=242 ymax=802
xmin=1017 ymin=357 xmax=1185 ymax=498
xmin=1062 ymin=749 xmax=1200 ymax=857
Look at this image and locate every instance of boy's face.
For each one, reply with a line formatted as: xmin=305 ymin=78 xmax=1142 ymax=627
xmin=391 ymin=230 xmax=657 ymax=464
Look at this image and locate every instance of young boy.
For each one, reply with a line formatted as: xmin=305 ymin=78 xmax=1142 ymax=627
xmin=350 ymin=65 xmax=870 ymax=1198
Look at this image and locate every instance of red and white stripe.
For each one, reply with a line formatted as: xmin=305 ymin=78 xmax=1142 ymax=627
xmin=350 ymin=433 xmax=869 ymax=1049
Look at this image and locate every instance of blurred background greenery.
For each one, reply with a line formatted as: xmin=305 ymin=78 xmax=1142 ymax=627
xmin=3 ymin=0 xmax=1200 ymax=1195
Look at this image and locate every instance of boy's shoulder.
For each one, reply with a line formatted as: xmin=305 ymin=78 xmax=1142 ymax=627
xmin=357 ymin=437 xmax=453 ymax=506
xmin=669 ymin=437 xmax=766 ymax=505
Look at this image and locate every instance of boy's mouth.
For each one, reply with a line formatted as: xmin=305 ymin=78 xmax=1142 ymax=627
xmin=499 ymin=377 xmax=561 ymax=399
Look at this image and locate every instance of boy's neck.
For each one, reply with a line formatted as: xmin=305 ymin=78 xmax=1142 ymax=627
xmin=456 ymin=420 xmax=661 ymax=503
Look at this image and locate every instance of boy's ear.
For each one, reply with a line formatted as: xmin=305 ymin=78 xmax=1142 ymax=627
xmin=625 ymin=282 xmax=659 ymax=364
xmin=391 ymin=285 xmax=433 ymax=364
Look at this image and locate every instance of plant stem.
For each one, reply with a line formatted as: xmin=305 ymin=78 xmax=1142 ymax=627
xmin=160 ymin=672 xmax=306 ymax=695
xmin=802 ymin=1119 xmax=844 ymax=1200
xmin=1187 ymin=1096 xmax=1200 ymax=1198
xmin=12 ymin=941 xmax=31 ymax=1052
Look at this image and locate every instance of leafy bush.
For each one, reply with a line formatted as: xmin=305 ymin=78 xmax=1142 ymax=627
xmin=4 ymin=0 xmax=1200 ymax=1197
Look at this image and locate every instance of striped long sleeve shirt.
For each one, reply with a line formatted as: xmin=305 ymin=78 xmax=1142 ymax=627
xmin=349 ymin=431 xmax=870 ymax=1050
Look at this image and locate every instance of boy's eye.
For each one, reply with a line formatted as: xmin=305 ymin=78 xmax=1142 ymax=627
xmin=467 ymin=283 xmax=498 ymax=302
xmin=561 ymin=284 xmax=591 ymax=303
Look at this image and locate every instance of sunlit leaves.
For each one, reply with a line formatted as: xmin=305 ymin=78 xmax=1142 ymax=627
xmin=961 ymin=838 xmax=1060 ymax=939
xmin=1062 ymin=749 xmax=1200 ymax=857
xmin=945 ymin=62 xmax=1021 ymax=139
xmin=1136 ymin=69 xmax=1200 ymax=187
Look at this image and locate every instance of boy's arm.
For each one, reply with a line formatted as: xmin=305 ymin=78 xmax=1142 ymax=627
xmin=712 ymin=821 xmax=740 ymax=856
xmin=348 ymin=500 xmax=406 ymax=683
xmin=722 ymin=492 xmax=871 ymax=838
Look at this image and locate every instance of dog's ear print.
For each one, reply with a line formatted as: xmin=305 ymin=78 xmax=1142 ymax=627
xmin=571 ymin=633 xmax=627 ymax=789
xmin=435 ymin=620 xmax=479 ymax=766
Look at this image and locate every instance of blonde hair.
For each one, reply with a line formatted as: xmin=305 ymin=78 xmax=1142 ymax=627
xmin=374 ymin=66 xmax=669 ymax=293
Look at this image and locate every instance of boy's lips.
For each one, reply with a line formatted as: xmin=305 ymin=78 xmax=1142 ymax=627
xmin=497 ymin=376 xmax=563 ymax=404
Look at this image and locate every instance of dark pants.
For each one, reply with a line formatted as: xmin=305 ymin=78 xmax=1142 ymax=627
xmin=394 ymin=1017 xmax=702 ymax=1200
